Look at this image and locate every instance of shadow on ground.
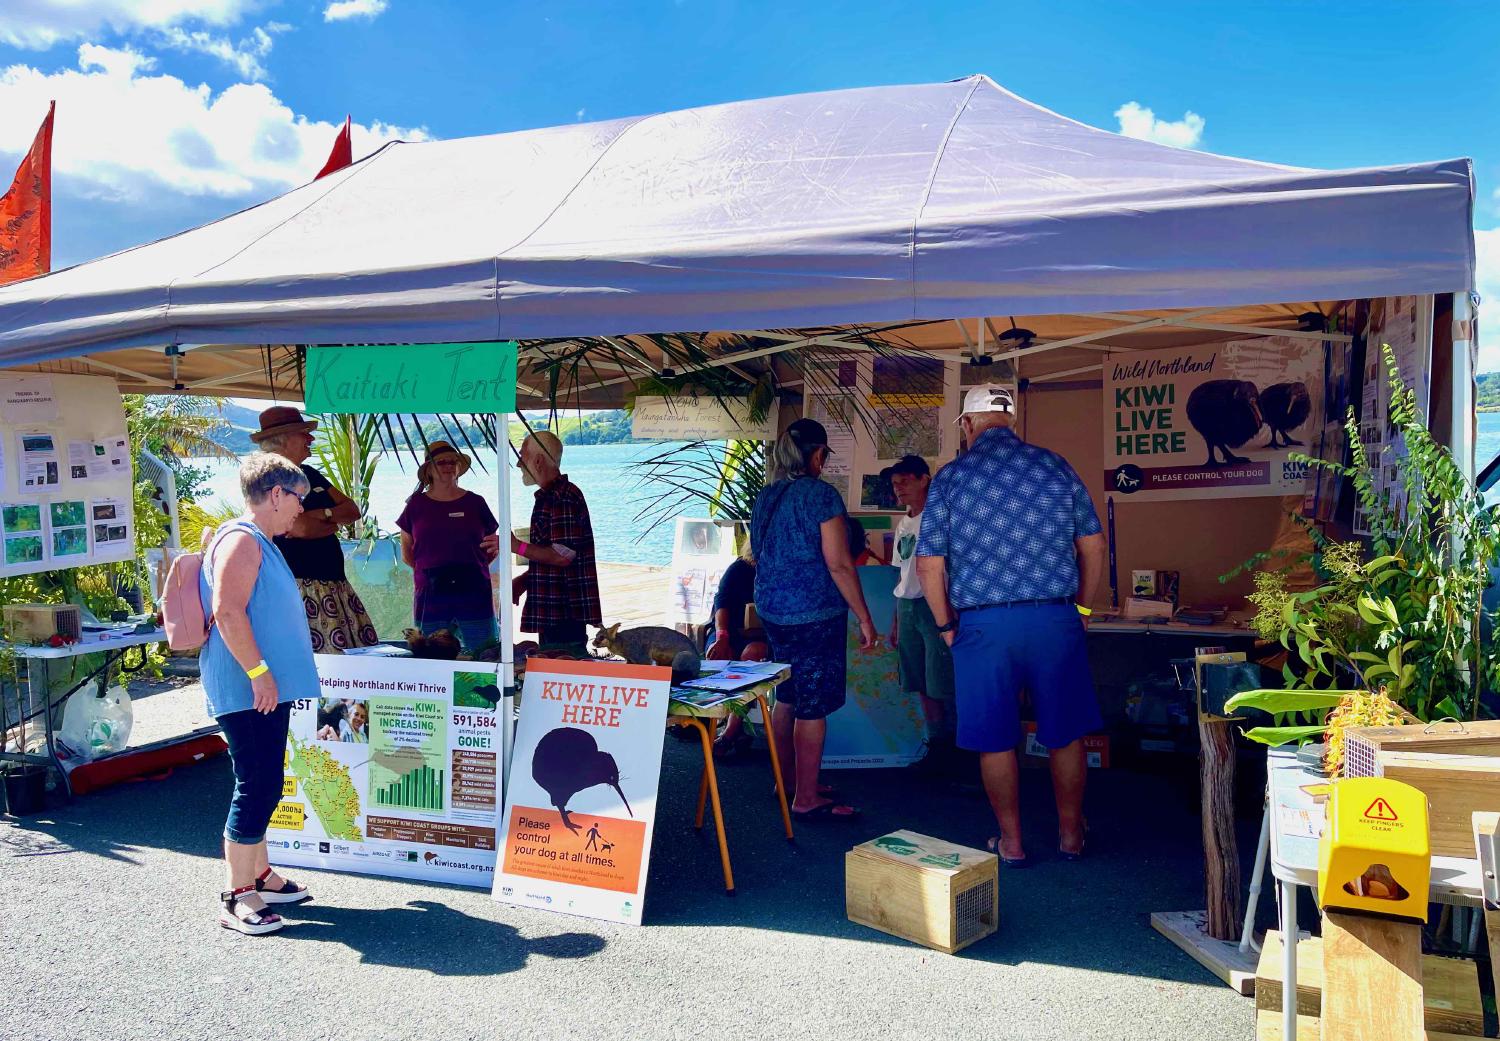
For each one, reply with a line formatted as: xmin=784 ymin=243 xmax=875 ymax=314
xmin=2 ymin=723 xmax=1264 ymax=987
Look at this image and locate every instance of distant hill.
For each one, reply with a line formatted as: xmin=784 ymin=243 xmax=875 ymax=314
xmin=1480 ymin=372 xmax=1500 ymax=413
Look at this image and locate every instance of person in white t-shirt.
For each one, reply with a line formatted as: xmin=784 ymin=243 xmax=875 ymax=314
xmin=888 ymin=455 xmax=956 ymax=772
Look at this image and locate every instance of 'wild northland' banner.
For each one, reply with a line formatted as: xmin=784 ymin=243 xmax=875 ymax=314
xmin=1102 ymin=338 xmax=1323 ymax=502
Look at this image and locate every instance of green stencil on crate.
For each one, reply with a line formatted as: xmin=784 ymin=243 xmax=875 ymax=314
xmin=874 ymin=835 xmax=921 ymax=856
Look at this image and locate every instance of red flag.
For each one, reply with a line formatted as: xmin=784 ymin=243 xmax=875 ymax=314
xmin=0 ymin=101 xmax=54 ymax=286
xmin=315 ymin=115 xmax=352 ymax=180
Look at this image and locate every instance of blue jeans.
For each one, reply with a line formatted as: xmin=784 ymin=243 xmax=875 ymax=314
xmin=420 ymin=616 xmax=498 ymax=653
xmin=219 ymin=703 xmax=292 ymax=845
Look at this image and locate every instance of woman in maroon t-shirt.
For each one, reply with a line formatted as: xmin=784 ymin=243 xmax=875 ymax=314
xmin=395 ymin=442 xmax=500 ymax=652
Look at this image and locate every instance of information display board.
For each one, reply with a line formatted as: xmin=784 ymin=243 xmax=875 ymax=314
xmin=0 ymin=373 xmax=135 ymax=578
xmin=1102 ymin=337 xmax=1325 ymax=502
xmin=268 ymin=654 xmax=503 ymax=888
xmin=494 ymin=658 xmax=670 ymax=925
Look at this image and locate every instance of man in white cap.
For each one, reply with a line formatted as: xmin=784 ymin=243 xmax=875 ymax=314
xmin=915 ymin=385 xmax=1107 ymax=866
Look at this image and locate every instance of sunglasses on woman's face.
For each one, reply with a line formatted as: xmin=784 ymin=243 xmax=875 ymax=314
xmin=279 ymin=486 xmax=307 ymax=505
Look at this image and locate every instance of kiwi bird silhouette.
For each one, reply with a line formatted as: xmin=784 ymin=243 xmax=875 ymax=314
xmin=471 ymin=683 xmax=502 ymax=706
xmin=531 ymin=727 xmax=632 ymax=834
xmin=1185 ymin=380 xmax=1263 ymax=467
xmin=1259 ymin=382 xmax=1311 ymax=448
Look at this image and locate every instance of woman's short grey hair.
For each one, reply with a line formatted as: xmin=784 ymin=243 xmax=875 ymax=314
xmin=257 ymin=431 xmax=295 ymax=456
xmin=240 ymin=452 xmax=308 ymax=505
xmin=771 ymin=430 xmax=818 ymax=481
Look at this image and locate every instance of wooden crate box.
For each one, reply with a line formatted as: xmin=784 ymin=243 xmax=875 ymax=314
xmin=1254 ymin=930 xmax=1481 ymax=1038
xmin=845 ymin=830 xmax=998 ymax=954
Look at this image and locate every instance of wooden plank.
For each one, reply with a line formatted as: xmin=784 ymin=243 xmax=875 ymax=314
xmin=1199 ymin=717 xmax=1241 ymax=939
xmin=1321 ymin=910 xmax=1424 ymax=1041
xmin=1149 ymin=910 xmax=1258 ymax=995
xmin=1472 ymin=812 xmax=1500 ymax=1005
xmin=1255 ymin=1010 xmax=1473 ymax=1041
xmin=1378 ymin=757 xmax=1500 ymax=859
xmin=1254 ymin=931 xmax=1481 ymax=1036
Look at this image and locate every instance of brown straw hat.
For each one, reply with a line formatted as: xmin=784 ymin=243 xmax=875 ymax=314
xmin=250 ymin=405 xmax=319 ymax=443
xmin=418 ymin=440 xmax=473 ymax=484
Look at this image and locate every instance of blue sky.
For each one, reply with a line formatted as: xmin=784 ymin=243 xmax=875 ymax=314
xmin=2 ymin=1 xmax=1498 ymax=359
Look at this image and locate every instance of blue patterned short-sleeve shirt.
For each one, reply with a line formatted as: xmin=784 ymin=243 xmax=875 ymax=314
xmin=916 ymin=427 xmax=1101 ymax=610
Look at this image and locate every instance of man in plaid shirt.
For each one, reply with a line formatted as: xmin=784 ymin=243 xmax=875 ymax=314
xmin=509 ymin=431 xmax=602 ymax=654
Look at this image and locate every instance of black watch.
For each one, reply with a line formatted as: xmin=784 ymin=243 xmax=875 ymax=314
xmin=935 ymin=618 xmax=958 ymax=634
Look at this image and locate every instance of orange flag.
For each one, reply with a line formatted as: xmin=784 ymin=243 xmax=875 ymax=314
xmin=0 ymin=101 xmax=54 ymax=285
xmin=315 ymin=115 xmax=352 ymax=180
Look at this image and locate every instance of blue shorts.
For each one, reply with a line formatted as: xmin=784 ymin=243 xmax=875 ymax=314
xmin=949 ymin=602 xmax=1101 ymax=753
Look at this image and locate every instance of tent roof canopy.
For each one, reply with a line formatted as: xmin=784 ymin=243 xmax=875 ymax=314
xmin=0 ymin=74 xmax=1474 ymax=405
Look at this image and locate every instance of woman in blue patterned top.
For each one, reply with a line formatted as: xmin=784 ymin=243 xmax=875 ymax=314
xmin=750 ymin=418 xmax=879 ymax=822
xmin=200 ymin=452 xmax=321 ymax=935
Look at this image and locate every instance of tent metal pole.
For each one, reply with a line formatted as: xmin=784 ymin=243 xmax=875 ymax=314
xmin=1453 ymin=290 xmax=1475 ymax=480
xmin=497 ymin=410 xmax=516 ymax=794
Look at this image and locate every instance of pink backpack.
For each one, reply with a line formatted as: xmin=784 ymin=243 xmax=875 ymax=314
xmin=161 ymin=525 xmax=235 ymax=651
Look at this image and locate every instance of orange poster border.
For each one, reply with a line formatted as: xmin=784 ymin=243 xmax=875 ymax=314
xmin=524 ymin=657 xmax=670 ymax=683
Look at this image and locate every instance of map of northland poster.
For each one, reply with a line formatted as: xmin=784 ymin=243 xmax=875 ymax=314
xmin=268 ymin=655 xmax=503 ymax=888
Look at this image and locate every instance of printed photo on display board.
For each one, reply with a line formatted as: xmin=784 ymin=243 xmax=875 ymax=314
xmin=494 ymin=658 xmax=671 ymax=925
xmin=1102 ymin=337 xmax=1324 ymax=502
xmin=267 ymin=655 xmax=502 ymax=887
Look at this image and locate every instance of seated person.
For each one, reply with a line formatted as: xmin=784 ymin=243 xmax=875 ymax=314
xmin=707 ymin=543 xmax=768 ymax=757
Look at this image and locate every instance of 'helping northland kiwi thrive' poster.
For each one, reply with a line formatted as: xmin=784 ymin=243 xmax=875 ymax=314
xmin=1102 ymin=338 xmax=1325 ymax=502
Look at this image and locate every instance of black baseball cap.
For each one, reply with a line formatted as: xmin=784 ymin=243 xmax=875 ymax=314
xmin=786 ymin=417 xmax=832 ymax=453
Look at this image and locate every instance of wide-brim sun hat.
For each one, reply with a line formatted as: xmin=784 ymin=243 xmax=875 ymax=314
xmin=250 ymin=405 xmax=319 ymax=443
xmin=418 ymin=441 xmax=473 ymax=484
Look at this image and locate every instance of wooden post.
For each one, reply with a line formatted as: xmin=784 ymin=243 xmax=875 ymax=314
xmin=1199 ymin=716 xmax=1241 ymax=939
xmin=1321 ymin=910 xmax=1423 ymax=1041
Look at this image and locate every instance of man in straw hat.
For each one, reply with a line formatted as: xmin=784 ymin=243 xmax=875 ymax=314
xmin=252 ymin=406 xmax=377 ymax=652
xmin=509 ymin=430 xmax=601 ymax=656
xmin=916 ymin=385 xmax=1106 ymax=866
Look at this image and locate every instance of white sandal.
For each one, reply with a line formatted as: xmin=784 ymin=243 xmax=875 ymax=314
xmin=219 ymin=884 xmax=284 ymax=935
xmin=255 ymin=866 xmax=312 ymax=905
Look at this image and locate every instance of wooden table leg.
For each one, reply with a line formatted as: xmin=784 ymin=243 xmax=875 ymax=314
xmin=682 ymin=716 xmax=735 ymax=896
xmin=757 ymin=693 xmax=794 ymax=842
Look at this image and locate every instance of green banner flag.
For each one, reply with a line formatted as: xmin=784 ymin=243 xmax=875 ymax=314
xmin=304 ymin=342 xmax=518 ymax=414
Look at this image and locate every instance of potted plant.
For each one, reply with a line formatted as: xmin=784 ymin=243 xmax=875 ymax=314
xmin=0 ymin=639 xmax=47 ymax=816
xmin=1222 ymin=346 xmax=1500 ymax=772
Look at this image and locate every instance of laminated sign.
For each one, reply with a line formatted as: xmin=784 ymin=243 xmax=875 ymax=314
xmin=267 ymin=654 xmax=503 ymax=887
xmin=493 ymin=658 xmax=671 ymax=925
xmin=1102 ymin=337 xmax=1325 ymax=502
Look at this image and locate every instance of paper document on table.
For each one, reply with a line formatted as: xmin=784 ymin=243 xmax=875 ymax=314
xmin=680 ymin=660 xmax=785 ymax=692
xmin=1277 ymin=804 xmax=1323 ymax=840
xmin=669 ymin=687 xmax=740 ymax=710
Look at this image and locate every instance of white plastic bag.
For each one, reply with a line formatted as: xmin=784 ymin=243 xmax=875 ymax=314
xmin=58 ymin=682 xmax=133 ymax=761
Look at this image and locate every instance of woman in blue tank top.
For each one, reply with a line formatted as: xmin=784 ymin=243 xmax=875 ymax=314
xmin=199 ymin=452 xmax=321 ymax=935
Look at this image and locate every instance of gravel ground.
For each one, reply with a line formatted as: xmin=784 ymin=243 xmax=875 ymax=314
xmin=1 ymin=679 xmax=1258 ymax=1041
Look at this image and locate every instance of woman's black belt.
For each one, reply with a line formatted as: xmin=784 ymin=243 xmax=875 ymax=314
xmin=961 ymin=596 xmax=1071 ymax=612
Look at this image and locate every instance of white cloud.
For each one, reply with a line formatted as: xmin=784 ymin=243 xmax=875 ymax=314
xmin=157 ymin=25 xmax=276 ymax=81
xmin=1114 ymin=100 xmax=1205 ymax=149
xmin=323 ymin=0 xmax=389 ymax=22
xmin=575 ymin=108 xmax=586 ymax=122
xmin=1476 ymin=226 xmax=1500 ymax=372
xmin=0 ymin=0 xmax=263 ymax=49
xmin=0 ymin=44 xmax=426 ymax=202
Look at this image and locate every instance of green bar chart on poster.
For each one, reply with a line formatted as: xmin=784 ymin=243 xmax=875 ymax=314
xmin=304 ymin=342 xmax=518 ymax=414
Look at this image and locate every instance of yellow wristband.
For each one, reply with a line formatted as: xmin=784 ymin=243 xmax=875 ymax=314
xmin=245 ymin=661 xmax=269 ymax=679
xmin=1075 ymin=604 xmax=1092 ymax=617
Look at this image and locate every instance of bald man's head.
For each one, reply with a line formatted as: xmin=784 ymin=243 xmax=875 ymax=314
xmin=520 ymin=430 xmax=564 ymax=487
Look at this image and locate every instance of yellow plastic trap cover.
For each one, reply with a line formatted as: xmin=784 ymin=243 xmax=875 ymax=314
xmin=1317 ymin=776 xmax=1430 ymax=921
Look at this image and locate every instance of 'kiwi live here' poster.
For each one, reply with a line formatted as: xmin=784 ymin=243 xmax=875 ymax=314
xmin=1103 ymin=337 xmax=1325 ymax=502
xmin=494 ymin=658 xmax=671 ymax=925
